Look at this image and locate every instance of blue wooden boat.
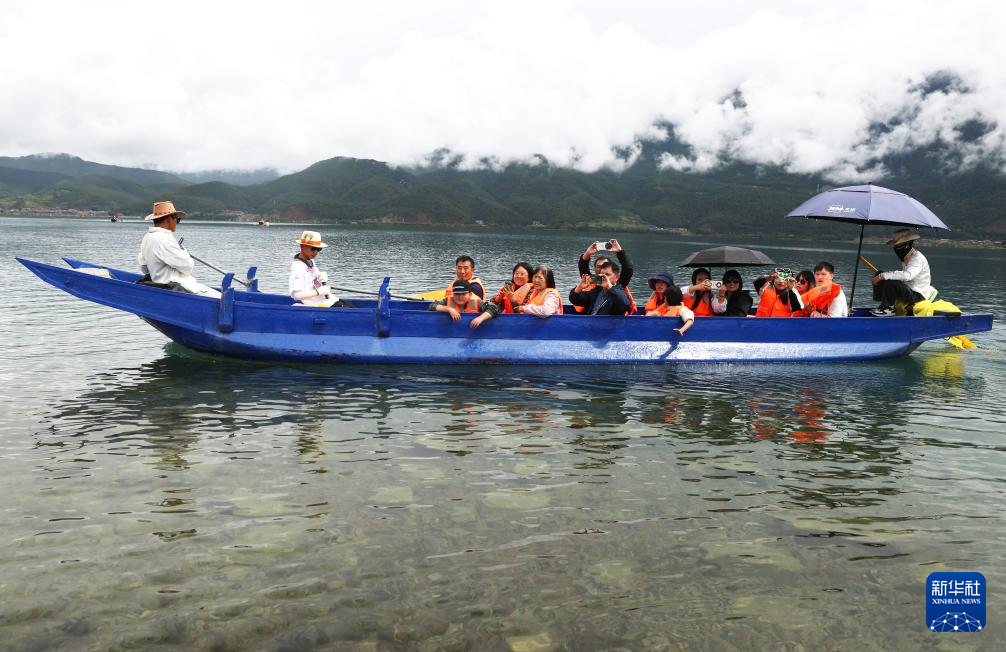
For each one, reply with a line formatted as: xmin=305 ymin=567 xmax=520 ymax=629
xmin=17 ymin=257 xmax=993 ymax=364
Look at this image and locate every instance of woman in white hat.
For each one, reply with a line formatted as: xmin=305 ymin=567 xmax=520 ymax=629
xmin=289 ymin=231 xmax=343 ymax=307
xmin=870 ymin=228 xmax=937 ymax=316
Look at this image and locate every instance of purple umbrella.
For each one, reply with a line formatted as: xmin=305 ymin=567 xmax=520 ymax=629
xmin=786 ymin=184 xmax=949 ymax=308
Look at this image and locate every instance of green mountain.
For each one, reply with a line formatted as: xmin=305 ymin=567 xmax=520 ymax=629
xmin=2 ymin=147 xmax=1005 ymax=238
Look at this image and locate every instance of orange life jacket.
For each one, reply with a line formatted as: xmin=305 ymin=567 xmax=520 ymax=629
xmin=493 ymin=282 xmax=530 ymax=314
xmin=756 ymin=287 xmax=797 ymax=317
xmin=445 ymin=296 xmax=481 ymax=313
xmin=512 ymin=285 xmax=563 ymax=314
xmin=444 ymin=276 xmax=486 ymax=299
xmin=649 ymin=304 xmax=682 ymax=317
xmin=687 ymin=290 xmax=713 ymax=316
xmin=644 ymin=292 xmax=662 ymax=314
xmin=625 ymin=286 xmax=638 ymax=315
xmin=800 ymin=283 xmax=842 ymax=316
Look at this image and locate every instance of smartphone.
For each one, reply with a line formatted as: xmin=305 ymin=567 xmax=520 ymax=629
xmin=593 ymin=240 xmax=613 ymax=251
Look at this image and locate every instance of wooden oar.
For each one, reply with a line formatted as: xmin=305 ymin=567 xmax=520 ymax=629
xmin=178 ymin=237 xmax=250 ymax=287
xmin=413 ymin=289 xmax=446 ymax=300
xmin=328 ymin=285 xmax=424 ymax=301
xmin=863 ymin=255 xmax=976 ymax=349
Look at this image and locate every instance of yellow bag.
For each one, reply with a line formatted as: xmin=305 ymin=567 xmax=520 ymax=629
xmin=911 ymin=299 xmax=962 ymax=317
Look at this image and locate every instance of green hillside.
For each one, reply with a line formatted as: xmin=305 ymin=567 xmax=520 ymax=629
xmin=2 ymin=148 xmax=1005 ymax=238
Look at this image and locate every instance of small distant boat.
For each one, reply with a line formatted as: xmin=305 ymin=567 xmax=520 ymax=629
xmin=15 ymin=257 xmax=995 ymax=365
xmin=110 ymin=214 xmax=121 ymax=223
xmin=257 ymin=219 xmax=270 ymax=227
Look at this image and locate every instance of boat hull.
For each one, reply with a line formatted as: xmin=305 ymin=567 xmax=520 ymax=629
xmin=18 ymin=258 xmax=994 ymax=364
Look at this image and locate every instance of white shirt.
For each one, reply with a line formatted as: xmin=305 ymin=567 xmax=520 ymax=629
xmin=138 ymin=227 xmax=220 ymax=298
xmin=881 ymin=249 xmax=936 ymax=300
xmin=522 ymin=290 xmax=562 ymax=317
xmin=809 ymin=287 xmax=848 ymax=318
xmin=289 ymin=258 xmax=337 ymax=306
xmin=676 ymin=305 xmax=695 ymax=322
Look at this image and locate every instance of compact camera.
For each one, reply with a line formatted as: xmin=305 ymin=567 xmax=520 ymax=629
xmin=774 ymin=267 xmax=793 ymax=281
xmin=590 ymin=274 xmax=605 ymax=284
xmin=594 ymin=240 xmax=613 ymax=251
xmin=712 ymin=280 xmax=723 ymax=289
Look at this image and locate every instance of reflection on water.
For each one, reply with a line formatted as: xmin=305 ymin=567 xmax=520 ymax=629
xmin=3 ymin=350 xmax=1002 ymax=649
xmin=2 ymin=219 xmax=1005 ymax=649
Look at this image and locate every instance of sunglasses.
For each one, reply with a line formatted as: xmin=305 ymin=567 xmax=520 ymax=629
xmin=309 ymin=246 xmax=323 ymax=252
xmin=796 ymin=278 xmax=810 ymax=285
xmin=723 ymin=279 xmax=740 ymax=284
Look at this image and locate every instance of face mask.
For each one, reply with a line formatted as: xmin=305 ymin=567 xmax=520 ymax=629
xmin=894 ymin=244 xmax=913 ymax=260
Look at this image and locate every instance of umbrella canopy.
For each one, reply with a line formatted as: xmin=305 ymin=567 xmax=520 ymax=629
xmin=785 ymin=184 xmax=948 ymax=310
xmin=679 ymin=246 xmax=775 ymax=268
xmin=786 ymin=184 xmax=949 ymax=229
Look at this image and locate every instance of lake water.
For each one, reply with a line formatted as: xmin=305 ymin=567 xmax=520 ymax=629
xmin=1 ymin=217 xmax=1004 ymax=650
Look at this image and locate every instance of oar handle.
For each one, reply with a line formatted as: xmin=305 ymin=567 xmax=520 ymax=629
xmin=178 ymin=237 xmax=250 ymax=287
xmin=859 ymin=255 xmax=879 ymax=273
xmin=327 ymin=284 xmax=423 ymax=301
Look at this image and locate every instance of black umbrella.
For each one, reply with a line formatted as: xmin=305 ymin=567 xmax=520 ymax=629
xmin=679 ymin=246 xmax=775 ymax=268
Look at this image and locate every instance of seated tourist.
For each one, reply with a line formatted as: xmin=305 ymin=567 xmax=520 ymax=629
xmin=511 ymin=265 xmax=563 ymax=317
xmin=755 ymin=268 xmax=804 ymax=317
xmin=492 ymin=261 xmax=534 ymax=314
xmin=682 ymin=267 xmax=714 ymax=316
xmin=792 ymin=270 xmax=815 ymax=317
xmin=444 ymin=255 xmax=486 ymax=299
xmin=137 ymin=201 xmax=221 ymax=298
xmin=662 ymin=285 xmax=695 ymax=336
xmin=569 ymin=259 xmax=631 ymax=315
xmin=803 ymin=262 xmax=847 ymax=317
xmin=711 ymin=269 xmax=753 ymax=317
xmin=572 ymin=239 xmax=637 ymax=314
xmin=429 ymin=279 xmax=499 ymax=328
xmin=870 ymin=229 xmax=937 ymax=316
xmin=643 ymin=272 xmax=676 ymax=316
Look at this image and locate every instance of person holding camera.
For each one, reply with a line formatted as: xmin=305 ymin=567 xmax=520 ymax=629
xmin=754 ymin=268 xmax=804 ymax=317
xmin=711 ymin=269 xmax=754 ymax=317
xmin=572 ymin=239 xmax=637 ymax=314
xmin=682 ymin=268 xmax=715 ymax=317
xmin=289 ymin=230 xmax=349 ymax=307
xmin=428 ymin=279 xmax=500 ymax=328
xmin=492 ymin=261 xmax=534 ymax=314
xmin=570 ymin=259 xmax=632 ymax=316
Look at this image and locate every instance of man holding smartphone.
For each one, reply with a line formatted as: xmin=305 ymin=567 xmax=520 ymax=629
xmin=569 ymin=259 xmax=632 ymax=316
xmin=570 ymin=238 xmax=636 ymax=313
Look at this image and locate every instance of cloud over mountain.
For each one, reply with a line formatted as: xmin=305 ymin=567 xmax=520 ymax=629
xmin=2 ymin=0 xmax=1004 ymax=181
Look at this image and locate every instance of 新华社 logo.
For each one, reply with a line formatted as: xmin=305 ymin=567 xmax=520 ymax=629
xmin=927 ymin=572 xmax=985 ymax=632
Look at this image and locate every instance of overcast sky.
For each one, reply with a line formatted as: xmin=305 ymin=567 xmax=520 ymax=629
xmin=2 ymin=0 xmax=1004 ymax=180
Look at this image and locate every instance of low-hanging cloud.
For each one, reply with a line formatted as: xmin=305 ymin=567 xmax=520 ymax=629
xmin=1 ymin=0 xmax=1004 ymax=181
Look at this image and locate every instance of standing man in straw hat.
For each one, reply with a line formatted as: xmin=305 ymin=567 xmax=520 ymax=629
xmin=137 ymin=201 xmax=221 ymax=298
xmin=289 ymin=230 xmax=350 ymax=307
xmin=870 ymin=228 xmax=937 ymax=316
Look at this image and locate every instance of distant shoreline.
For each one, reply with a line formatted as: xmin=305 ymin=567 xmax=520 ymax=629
xmin=4 ymin=213 xmax=1004 ymax=249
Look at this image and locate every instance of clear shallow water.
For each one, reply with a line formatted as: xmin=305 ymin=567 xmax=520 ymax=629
xmin=1 ymin=217 xmax=1005 ymax=650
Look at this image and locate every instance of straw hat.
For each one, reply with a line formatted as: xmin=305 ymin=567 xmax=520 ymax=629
xmin=886 ymin=228 xmax=921 ymax=247
xmin=144 ymin=200 xmax=187 ymax=221
xmin=295 ymin=231 xmax=328 ymax=248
